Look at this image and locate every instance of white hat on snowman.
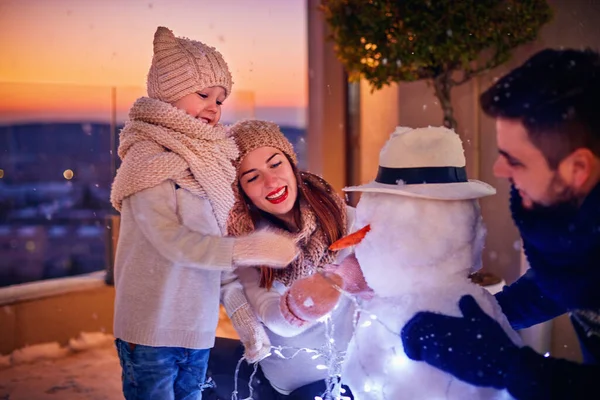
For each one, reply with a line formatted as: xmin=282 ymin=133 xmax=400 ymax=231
xmin=344 ymin=126 xmax=496 ymax=200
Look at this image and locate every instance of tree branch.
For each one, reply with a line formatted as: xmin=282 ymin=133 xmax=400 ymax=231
xmin=450 ymin=52 xmax=506 ymax=86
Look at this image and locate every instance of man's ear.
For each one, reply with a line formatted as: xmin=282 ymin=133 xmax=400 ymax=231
xmin=559 ymin=148 xmax=596 ymax=190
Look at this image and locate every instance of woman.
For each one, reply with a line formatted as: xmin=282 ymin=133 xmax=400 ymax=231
xmin=205 ymin=120 xmax=370 ymax=400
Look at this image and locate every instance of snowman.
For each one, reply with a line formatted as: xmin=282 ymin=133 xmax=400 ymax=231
xmin=329 ymin=126 xmax=522 ymax=400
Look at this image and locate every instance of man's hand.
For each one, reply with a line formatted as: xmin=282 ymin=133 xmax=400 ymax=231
xmin=401 ymin=295 xmax=519 ymax=389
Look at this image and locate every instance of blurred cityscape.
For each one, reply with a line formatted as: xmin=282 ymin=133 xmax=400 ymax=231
xmin=0 ymin=85 xmax=306 ymax=288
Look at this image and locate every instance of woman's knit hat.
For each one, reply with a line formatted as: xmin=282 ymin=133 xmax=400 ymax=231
xmin=229 ymin=120 xmax=298 ymax=166
xmin=227 ymin=120 xmax=346 ymax=289
xmin=147 ymin=26 xmax=233 ymax=103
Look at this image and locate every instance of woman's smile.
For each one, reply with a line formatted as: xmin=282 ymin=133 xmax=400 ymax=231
xmin=266 ymin=186 xmax=289 ymax=204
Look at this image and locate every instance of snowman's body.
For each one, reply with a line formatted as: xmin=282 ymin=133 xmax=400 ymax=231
xmin=342 ymin=193 xmax=521 ymax=400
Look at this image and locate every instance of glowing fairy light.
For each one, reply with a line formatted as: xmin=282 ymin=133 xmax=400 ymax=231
xmin=363 ymin=379 xmax=382 ymax=394
xmin=229 ymin=275 xmax=403 ymax=400
xmin=390 ymin=352 xmax=410 ymax=369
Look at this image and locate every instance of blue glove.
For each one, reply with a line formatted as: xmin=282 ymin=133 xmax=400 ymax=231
xmin=401 ymin=295 xmax=519 ymax=389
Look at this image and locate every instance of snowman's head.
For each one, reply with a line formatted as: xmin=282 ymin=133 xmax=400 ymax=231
xmin=342 ymin=192 xmax=486 ymax=297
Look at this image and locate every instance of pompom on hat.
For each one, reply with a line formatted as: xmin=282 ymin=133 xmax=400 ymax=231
xmin=147 ymin=26 xmax=233 ymax=103
xmin=344 ymin=126 xmax=496 ymax=200
xmin=229 ymin=120 xmax=298 ymax=167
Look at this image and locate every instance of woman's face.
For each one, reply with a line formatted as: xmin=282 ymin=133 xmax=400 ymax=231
xmin=239 ymin=146 xmax=298 ymax=220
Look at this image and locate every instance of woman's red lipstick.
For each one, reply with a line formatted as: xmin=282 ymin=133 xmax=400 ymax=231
xmin=266 ymin=186 xmax=288 ymax=204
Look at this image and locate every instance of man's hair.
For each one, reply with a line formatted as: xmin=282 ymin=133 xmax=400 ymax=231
xmin=480 ymin=48 xmax=600 ymax=169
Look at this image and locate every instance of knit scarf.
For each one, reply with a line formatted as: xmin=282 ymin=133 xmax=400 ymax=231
xmin=510 ymin=183 xmax=600 ymax=332
xmin=110 ymin=97 xmax=239 ymax=234
xmin=227 ymin=171 xmax=347 ymax=287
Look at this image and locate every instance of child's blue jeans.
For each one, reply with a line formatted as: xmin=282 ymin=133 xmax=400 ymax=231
xmin=115 ymin=338 xmax=211 ymax=400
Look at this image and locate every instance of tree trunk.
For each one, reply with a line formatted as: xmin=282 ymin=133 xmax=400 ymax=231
xmin=432 ymin=73 xmax=457 ymax=131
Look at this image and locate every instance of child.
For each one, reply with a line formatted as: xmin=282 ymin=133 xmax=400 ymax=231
xmin=110 ymin=27 xmax=297 ymax=400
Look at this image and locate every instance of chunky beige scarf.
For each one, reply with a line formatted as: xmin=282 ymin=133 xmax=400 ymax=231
xmin=227 ymin=172 xmax=347 ymax=287
xmin=110 ymin=97 xmax=238 ymax=233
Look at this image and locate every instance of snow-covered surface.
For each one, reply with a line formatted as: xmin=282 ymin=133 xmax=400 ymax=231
xmin=1 ymin=331 xmax=114 ymax=368
xmin=0 ymin=339 xmax=121 ymax=400
xmin=0 ymin=312 xmax=238 ymax=399
xmin=0 ymin=271 xmax=107 ymax=306
xmin=69 ymin=332 xmax=115 ymax=352
xmin=10 ymin=342 xmax=70 ymax=365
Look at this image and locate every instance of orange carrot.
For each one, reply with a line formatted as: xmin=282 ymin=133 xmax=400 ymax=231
xmin=329 ymin=224 xmax=371 ymax=251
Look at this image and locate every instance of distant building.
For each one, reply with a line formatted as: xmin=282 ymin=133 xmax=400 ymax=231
xmin=0 ymin=121 xmax=304 ymax=287
xmin=0 ymin=223 xmax=106 ymax=287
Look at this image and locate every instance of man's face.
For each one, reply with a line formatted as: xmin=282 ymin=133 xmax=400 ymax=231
xmin=492 ymin=118 xmax=574 ymax=209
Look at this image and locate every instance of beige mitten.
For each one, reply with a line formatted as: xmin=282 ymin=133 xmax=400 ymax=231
xmin=233 ymin=229 xmax=299 ymax=268
xmin=230 ymin=302 xmax=272 ymax=363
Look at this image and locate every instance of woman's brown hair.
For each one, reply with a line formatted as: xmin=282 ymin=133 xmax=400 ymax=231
xmin=236 ymin=157 xmax=346 ymax=289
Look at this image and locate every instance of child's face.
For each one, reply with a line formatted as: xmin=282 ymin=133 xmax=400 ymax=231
xmin=238 ymin=146 xmax=298 ymax=221
xmin=172 ymin=86 xmax=226 ymax=125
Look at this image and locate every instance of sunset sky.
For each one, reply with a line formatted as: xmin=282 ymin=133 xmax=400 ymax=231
xmin=0 ymin=0 xmax=307 ymax=126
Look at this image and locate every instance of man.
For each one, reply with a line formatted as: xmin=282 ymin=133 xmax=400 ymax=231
xmin=401 ymin=48 xmax=600 ymax=399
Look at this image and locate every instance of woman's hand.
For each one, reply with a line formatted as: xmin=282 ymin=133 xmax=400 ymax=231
xmin=279 ymin=254 xmax=372 ymax=326
xmin=280 ymin=272 xmax=343 ymax=326
xmin=229 ymin=302 xmax=272 ymax=363
xmin=328 ymin=253 xmax=373 ymax=299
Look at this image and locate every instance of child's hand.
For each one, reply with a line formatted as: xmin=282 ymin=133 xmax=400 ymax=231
xmin=233 ymin=229 xmax=299 ymax=269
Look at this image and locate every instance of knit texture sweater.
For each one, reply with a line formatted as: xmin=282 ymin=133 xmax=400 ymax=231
xmin=111 ymin=98 xmax=244 ymax=349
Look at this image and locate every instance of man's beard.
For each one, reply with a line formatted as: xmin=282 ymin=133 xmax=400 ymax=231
xmin=514 ymin=173 xmax=582 ymax=213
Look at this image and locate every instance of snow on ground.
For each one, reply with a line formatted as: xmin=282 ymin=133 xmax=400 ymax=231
xmin=0 ymin=310 xmax=239 ymax=399
xmin=0 ymin=341 xmax=122 ymax=400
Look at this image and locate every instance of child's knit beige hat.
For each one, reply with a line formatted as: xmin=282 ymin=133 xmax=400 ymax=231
xmin=147 ymin=26 xmax=233 ymax=103
xmin=230 ymin=120 xmax=298 ymax=166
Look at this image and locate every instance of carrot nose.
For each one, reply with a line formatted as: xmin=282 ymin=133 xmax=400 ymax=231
xmin=329 ymin=224 xmax=371 ymax=251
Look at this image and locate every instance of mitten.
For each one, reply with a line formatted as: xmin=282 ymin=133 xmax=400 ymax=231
xmin=401 ymin=295 xmax=519 ymax=389
xmin=230 ymin=302 xmax=272 ymax=363
xmin=280 ymin=254 xmax=372 ymax=326
xmin=328 ymin=254 xmax=373 ymax=298
xmin=233 ymin=229 xmax=299 ymax=268
xmin=280 ymin=271 xmax=343 ymax=326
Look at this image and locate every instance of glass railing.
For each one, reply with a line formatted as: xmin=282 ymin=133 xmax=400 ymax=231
xmin=0 ymin=82 xmax=306 ymax=288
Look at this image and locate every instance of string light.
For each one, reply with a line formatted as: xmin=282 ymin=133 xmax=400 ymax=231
xmin=228 ymin=270 xmax=402 ymax=400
